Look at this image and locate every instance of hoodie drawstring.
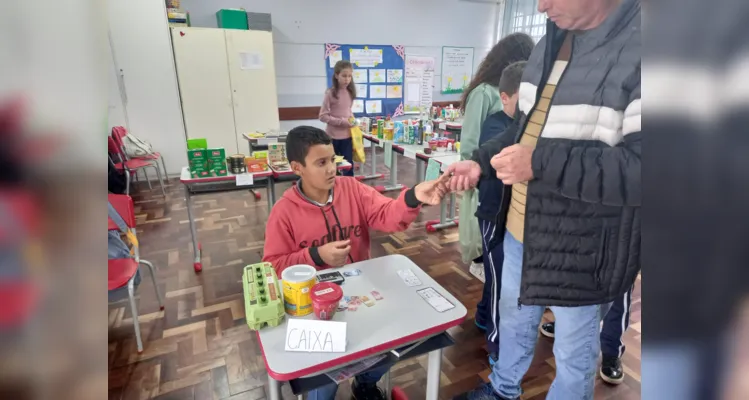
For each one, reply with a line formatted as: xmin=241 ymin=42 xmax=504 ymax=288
xmin=330 ymin=205 xmax=355 ymax=264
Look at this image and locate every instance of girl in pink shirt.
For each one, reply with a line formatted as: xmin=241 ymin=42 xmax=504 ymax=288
xmin=319 ymin=60 xmax=356 ymax=176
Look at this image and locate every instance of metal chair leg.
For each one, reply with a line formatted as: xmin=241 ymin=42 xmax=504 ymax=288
xmin=153 ymin=164 xmax=167 ymax=197
xmin=144 ymin=168 xmax=153 ymax=190
xmin=140 ymin=259 xmax=163 ymax=310
xmin=124 ymin=169 xmax=131 ymax=195
xmin=127 ymin=276 xmax=143 ymax=353
xmin=160 ymin=156 xmax=168 ymax=182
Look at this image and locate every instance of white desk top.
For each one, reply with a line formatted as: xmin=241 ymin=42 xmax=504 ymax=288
xmin=256 ymin=254 xmax=466 ymax=381
xmin=179 ymin=166 xmax=272 ymax=184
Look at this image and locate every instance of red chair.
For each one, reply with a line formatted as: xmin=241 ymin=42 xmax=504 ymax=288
xmin=108 ymin=137 xmax=166 ymax=197
xmin=108 ymin=194 xmax=163 ymax=353
xmin=111 ymin=126 xmax=168 ymax=182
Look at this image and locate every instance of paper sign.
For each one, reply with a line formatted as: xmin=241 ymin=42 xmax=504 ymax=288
xmin=386 ymin=85 xmax=402 ymax=99
xmin=370 ymin=86 xmax=386 ymax=99
xmin=353 ymin=69 xmax=368 ymax=83
xmin=236 ymin=173 xmax=254 ymax=186
xmin=355 ymin=84 xmax=368 ymax=98
xmin=406 ymin=83 xmax=420 ymax=103
xmin=350 ymin=48 xmax=383 ymax=68
xmin=425 ymin=158 xmax=441 ymax=181
xmin=417 ymin=287 xmax=455 ymax=312
xmin=384 ymin=141 xmax=393 ymax=168
xmin=285 ymin=319 xmax=347 ymax=353
xmin=239 ymin=52 xmax=263 ymax=70
xmin=403 ymin=148 xmax=416 ymax=160
xmin=441 ymin=47 xmax=474 ymax=94
xmin=352 ymin=99 xmax=364 ymax=114
xmin=328 ymin=50 xmax=343 ymax=68
xmin=387 ymin=69 xmax=403 ymax=83
xmin=365 ymin=100 xmax=382 ymax=114
xmin=369 ymin=69 xmax=386 ymax=83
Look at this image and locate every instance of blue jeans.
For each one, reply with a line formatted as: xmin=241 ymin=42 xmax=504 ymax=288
xmin=332 ymin=138 xmax=354 ymax=177
xmin=475 ymin=218 xmax=504 ymax=354
xmin=490 ymin=231 xmax=606 ymax=400
xmin=307 ymin=363 xmax=390 ymax=400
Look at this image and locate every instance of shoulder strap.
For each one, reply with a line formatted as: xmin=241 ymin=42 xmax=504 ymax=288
xmin=108 ymin=202 xmax=128 ymax=234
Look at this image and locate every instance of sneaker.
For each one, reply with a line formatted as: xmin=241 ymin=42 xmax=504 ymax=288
xmin=452 ymin=382 xmax=508 ymax=400
xmin=539 ymin=322 xmax=555 ymax=338
xmin=488 ymin=352 xmax=498 ymax=368
xmin=600 ymin=355 xmax=624 ymax=385
xmin=351 ymin=380 xmax=386 ymax=400
xmin=469 ymin=262 xmax=485 ymax=283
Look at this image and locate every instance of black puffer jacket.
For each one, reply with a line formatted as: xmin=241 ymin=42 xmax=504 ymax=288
xmin=473 ymin=0 xmax=641 ymax=307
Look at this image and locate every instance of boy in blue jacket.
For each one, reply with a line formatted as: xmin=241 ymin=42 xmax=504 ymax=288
xmin=474 ymin=61 xmax=526 ymax=364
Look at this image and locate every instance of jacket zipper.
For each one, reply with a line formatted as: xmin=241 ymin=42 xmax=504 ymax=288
xmin=517 ymin=28 xmax=575 ymax=309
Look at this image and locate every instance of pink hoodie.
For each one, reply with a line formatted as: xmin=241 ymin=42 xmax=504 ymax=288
xmin=263 ymin=177 xmax=421 ymax=276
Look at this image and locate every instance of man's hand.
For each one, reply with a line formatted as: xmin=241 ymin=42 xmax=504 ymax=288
xmin=491 ymin=144 xmax=534 ymax=185
xmin=414 ymin=173 xmax=451 ymax=205
xmin=445 ymin=160 xmax=482 ymax=192
xmin=318 ymin=240 xmax=351 ymax=267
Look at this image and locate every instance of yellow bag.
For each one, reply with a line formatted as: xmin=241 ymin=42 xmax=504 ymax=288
xmin=351 ymin=126 xmax=366 ymax=163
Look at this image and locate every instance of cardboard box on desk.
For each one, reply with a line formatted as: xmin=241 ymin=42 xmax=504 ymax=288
xmin=207 ymin=148 xmax=228 ymax=176
xmin=268 ymin=143 xmax=291 ymax=172
xmin=187 ymin=149 xmax=210 ymax=178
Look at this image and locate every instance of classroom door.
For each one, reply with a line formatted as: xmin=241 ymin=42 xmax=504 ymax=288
xmin=224 ymin=29 xmax=281 ymax=141
xmin=171 ymin=27 xmax=239 ymax=154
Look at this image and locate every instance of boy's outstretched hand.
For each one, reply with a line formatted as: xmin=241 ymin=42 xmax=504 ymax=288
xmin=318 ymin=240 xmax=351 ymax=267
xmin=414 ymin=173 xmax=451 ymax=206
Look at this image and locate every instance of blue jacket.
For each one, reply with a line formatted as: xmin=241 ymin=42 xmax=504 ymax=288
xmin=476 ymin=110 xmax=514 ymax=222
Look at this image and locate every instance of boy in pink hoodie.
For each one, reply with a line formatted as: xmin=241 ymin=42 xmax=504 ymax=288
xmin=262 ymin=125 xmax=449 ymax=399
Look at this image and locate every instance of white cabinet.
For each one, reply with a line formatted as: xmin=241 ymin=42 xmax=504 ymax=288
xmin=108 ymin=0 xmax=187 ymax=175
xmin=172 ymin=27 xmax=280 ymax=155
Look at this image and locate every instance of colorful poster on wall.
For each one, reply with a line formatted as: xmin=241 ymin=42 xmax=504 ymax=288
xmin=328 ymin=50 xmax=343 ymax=68
xmin=404 ymin=55 xmax=436 ymax=113
xmin=325 ymin=43 xmax=406 ymax=117
xmin=441 ymin=47 xmax=474 ymax=94
xmin=352 ymin=99 xmax=365 ymax=113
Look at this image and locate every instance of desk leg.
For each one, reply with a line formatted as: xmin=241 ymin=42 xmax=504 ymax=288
xmin=425 ymin=193 xmax=459 ymax=232
xmin=266 ymin=177 xmax=276 ymax=215
xmin=377 ymin=151 xmax=405 ymax=193
xmin=267 ymin=375 xmax=281 ymax=400
xmin=184 ymin=184 xmax=202 ymax=272
xmin=357 ymin=139 xmax=384 ymax=181
xmin=426 ymin=348 xmax=442 ymax=400
xmin=382 ymin=370 xmax=392 ymax=399
xmin=416 ymin=158 xmax=426 ymax=184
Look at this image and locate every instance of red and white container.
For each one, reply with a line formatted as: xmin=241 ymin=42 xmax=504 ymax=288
xmin=309 ymin=282 xmax=344 ymax=321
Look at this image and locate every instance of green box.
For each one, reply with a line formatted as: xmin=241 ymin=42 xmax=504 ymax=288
xmin=243 ymin=263 xmax=285 ymax=331
xmin=187 ymin=138 xmax=208 ymax=150
xmin=216 ymin=9 xmax=248 ymax=30
xmin=206 ymin=148 xmax=228 ymax=176
xmin=187 ymin=149 xmax=209 ymax=177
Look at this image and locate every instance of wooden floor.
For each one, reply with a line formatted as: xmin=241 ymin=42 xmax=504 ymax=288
xmin=108 ymin=149 xmax=641 ymax=400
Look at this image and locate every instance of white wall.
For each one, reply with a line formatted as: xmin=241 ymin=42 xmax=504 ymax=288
xmin=180 ymin=0 xmax=501 ymax=107
xmin=109 ymin=0 xmax=187 ymax=176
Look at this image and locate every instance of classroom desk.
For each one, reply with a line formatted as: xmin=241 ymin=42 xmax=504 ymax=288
xmin=179 ymin=167 xmax=274 ymax=272
xmin=241 ymin=133 xmax=288 ymax=155
xmin=256 ymin=254 xmax=467 ymax=400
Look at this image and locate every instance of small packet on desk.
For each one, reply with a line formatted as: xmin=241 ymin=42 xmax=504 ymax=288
xmin=361 ymin=296 xmax=375 ymax=307
xmin=343 ymin=269 xmax=361 ymax=277
xmin=397 ymin=269 xmax=422 ymax=287
xmin=371 ymin=290 xmax=383 ymax=301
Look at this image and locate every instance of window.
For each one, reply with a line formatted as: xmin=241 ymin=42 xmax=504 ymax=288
xmin=501 ymin=0 xmax=547 ymax=43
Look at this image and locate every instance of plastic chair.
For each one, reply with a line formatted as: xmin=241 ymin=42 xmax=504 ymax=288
xmin=111 ymin=126 xmax=168 ymax=181
xmin=108 ymin=194 xmax=164 ymax=353
xmin=108 ymin=137 xmax=166 ymax=197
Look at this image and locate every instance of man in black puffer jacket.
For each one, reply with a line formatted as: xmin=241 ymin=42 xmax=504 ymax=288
xmin=450 ymin=0 xmax=641 ymax=399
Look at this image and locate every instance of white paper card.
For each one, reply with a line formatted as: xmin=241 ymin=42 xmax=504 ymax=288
xmin=285 ymin=319 xmax=347 ymax=353
xmin=351 ymin=99 xmax=364 ymax=114
xmin=387 ymin=69 xmax=403 ymax=83
xmin=365 ymin=100 xmax=382 ymax=114
xmin=370 ymin=86 xmax=386 ymax=99
xmin=328 ymin=50 xmax=343 ymax=68
xmin=438 ymin=122 xmax=447 ymax=130
xmin=369 ymin=69 xmax=386 ymax=83
xmin=397 ymin=269 xmax=422 ymax=287
xmin=240 ymin=52 xmax=263 ymax=70
xmin=350 ymin=48 xmax=383 ymax=68
xmin=355 ymin=84 xmax=368 ymax=98
xmin=403 ymin=149 xmax=416 ymax=160
xmin=236 ymin=173 xmax=254 ymax=186
xmin=353 ymin=70 xmax=368 ymax=83
xmin=417 ymin=287 xmax=455 ymax=312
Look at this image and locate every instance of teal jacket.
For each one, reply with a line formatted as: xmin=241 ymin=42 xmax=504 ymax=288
xmin=459 ymin=83 xmax=503 ymax=161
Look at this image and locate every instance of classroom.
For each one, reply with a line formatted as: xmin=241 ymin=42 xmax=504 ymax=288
xmin=107 ymin=0 xmax=642 ymax=399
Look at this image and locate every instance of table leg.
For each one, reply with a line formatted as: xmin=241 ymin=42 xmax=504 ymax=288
xmin=426 ymin=348 xmax=442 ymax=400
xmin=416 ymin=158 xmax=426 ymax=184
xmin=448 ymin=193 xmax=456 ymax=219
xmin=267 ymin=374 xmax=281 ymax=400
xmin=378 ymin=150 xmax=405 ymax=193
xmin=357 ymin=139 xmax=384 ymax=181
xmin=184 ymin=184 xmax=202 ymax=272
xmin=382 ymin=370 xmax=392 ymax=399
xmin=266 ymin=177 xmax=276 ymax=215
xmin=425 ymin=192 xmax=459 ymax=232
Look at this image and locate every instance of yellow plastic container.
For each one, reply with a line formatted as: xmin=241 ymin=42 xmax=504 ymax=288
xmin=280 ymin=265 xmax=317 ymax=316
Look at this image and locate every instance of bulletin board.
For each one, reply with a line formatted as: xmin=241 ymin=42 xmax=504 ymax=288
xmin=324 ymin=43 xmax=405 ymax=117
